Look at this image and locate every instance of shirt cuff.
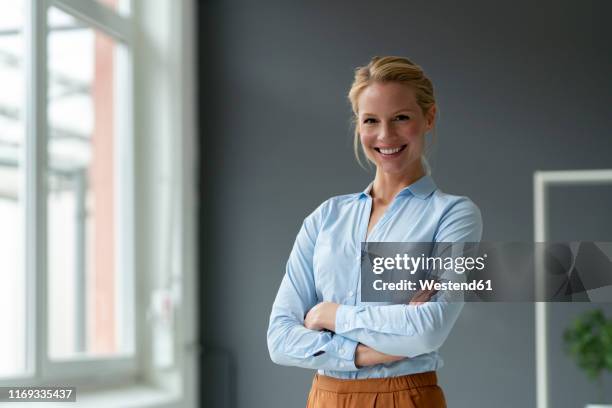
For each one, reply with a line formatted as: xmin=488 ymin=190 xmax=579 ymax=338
xmin=312 ymin=332 xmax=358 ymax=370
xmin=335 ymin=304 xmax=360 ymax=334
xmin=330 ymin=334 xmax=358 ymax=370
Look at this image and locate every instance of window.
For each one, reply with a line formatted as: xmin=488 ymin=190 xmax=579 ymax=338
xmin=0 ymin=0 xmax=27 ymax=380
xmin=0 ymin=0 xmax=197 ymax=406
xmin=0 ymin=0 xmax=134 ymax=382
xmin=47 ymin=5 xmax=132 ymax=361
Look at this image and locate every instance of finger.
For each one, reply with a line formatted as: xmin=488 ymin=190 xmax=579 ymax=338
xmin=408 ymin=289 xmax=438 ymax=305
xmin=408 ymin=290 xmax=432 ymax=302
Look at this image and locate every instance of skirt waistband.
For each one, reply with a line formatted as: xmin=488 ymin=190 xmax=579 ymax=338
xmin=313 ymin=371 xmax=438 ymax=393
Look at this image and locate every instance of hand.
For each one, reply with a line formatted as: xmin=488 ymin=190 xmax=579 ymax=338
xmin=408 ymin=285 xmax=438 ymax=306
xmin=355 ymin=344 xmax=405 ymax=367
xmin=304 ymin=302 xmax=339 ymax=331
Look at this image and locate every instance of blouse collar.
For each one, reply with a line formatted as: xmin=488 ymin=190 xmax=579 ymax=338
xmin=359 ymin=175 xmax=437 ymax=200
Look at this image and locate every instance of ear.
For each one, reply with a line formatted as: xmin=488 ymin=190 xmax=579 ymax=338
xmin=426 ymin=105 xmax=437 ymax=131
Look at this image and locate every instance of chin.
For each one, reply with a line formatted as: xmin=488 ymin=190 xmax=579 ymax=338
xmin=376 ymin=156 xmax=421 ymax=174
xmin=377 ymin=165 xmax=411 ymax=175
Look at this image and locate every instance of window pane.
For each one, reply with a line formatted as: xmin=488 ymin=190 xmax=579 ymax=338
xmin=96 ymin=0 xmax=131 ymax=17
xmin=0 ymin=0 xmax=27 ymax=378
xmin=47 ymin=7 xmax=132 ymax=359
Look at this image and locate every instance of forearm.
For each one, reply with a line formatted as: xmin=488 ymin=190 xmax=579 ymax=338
xmin=267 ymin=313 xmax=359 ymax=371
xmin=335 ymin=301 xmax=464 ymax=357
xmin=354 ymin=343 xmax=405 ymax=367
xmin=306 ymin=294 xmax=463 ymax=357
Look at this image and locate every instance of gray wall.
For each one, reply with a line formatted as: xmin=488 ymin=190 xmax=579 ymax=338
xmin=197 ymin=1 xmax=612 ymax=407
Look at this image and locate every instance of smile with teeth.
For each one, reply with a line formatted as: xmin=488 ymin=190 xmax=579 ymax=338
xmin=374 ymin=145 xmax=407 ymax=155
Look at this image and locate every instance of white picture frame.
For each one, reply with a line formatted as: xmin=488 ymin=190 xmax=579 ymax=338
xmin=534 ymin=169 xmax=612 ymax=408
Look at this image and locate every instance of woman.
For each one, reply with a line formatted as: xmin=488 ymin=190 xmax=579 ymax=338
xmin=267 ymin=56 xmax=482 ymax=408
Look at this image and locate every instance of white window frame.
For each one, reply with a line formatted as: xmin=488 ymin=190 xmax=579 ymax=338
xmin=533 ymin=169 xmax=612 ymax=408
xmin=0 ymin=0 xmax=198 ymax=406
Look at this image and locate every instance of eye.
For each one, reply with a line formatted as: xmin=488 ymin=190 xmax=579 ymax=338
xmin=394 ymin=114 xmax=410 ymax=121
xmin=362 ymin=118 xmax=378 ymax=124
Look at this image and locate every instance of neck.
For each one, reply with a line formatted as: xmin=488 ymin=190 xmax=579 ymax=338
xmin=371 ymin=163 xmax=426 ymax=203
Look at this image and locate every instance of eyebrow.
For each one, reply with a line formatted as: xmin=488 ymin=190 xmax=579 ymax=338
xmin=360 ymin=108 xmax=416 ymax=116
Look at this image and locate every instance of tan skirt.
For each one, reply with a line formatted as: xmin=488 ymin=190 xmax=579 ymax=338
xmin=306 ymin=371 xmax=446 ymax=408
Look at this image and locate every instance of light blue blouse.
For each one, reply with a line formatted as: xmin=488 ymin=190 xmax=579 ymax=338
xmin=267 ymin=175 xmax=483 ymax=379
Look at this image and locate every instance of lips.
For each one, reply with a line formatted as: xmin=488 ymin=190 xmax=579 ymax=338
xmin=374 ymin=144 xmax=407 ymax=156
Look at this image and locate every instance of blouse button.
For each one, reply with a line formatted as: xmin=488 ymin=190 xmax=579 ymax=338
xmin=348 ymin=291 xmax=354 ymax=297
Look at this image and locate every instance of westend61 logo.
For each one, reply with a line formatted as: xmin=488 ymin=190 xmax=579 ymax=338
xmin=371 ymin=253 xmax=487 ymax=275
xmin=360 ymin=242 xmax=612 ymax=303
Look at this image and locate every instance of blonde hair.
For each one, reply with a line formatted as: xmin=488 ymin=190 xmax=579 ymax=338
xmin=348 ymin=56 xmax=437 ymax=172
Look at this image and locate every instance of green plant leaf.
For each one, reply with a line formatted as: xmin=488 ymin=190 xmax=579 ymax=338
xmin=563 ymin=308 xmax=612 ymax=382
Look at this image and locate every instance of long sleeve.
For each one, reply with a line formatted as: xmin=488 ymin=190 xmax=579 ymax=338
xmin=334 ymin=198 xmax=483 ymax=357
xmin=267 ymin=203 xmax=359 ymax=371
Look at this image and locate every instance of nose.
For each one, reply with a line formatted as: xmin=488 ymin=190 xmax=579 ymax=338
xmin=377 ymin=120 xmax=396 ymax=142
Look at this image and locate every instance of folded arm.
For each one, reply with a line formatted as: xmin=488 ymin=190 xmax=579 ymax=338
xmin=307 ymin=198 xmax=483 ymax=358
xmin=334 ymin=301 xmax=463 ymax=357
xmin=267 ymin=203 xmax=360 ymax=371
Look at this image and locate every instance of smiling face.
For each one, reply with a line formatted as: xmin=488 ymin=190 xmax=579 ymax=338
xmin=357 ymin=81 xmax=435 ymax=176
